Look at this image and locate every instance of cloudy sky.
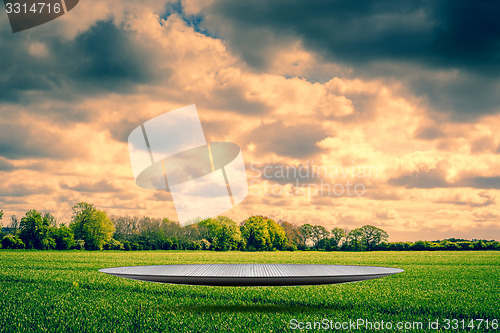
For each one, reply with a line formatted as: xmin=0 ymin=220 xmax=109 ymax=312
xmin=1 ymin=0 xmax=499 ymax=241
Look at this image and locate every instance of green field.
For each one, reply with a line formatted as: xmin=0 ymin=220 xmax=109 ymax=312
xmin=0 ymin=251 xmax=498 ymax=332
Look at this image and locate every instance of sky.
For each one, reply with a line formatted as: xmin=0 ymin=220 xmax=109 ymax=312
xmin=0 ymin=0 xmax=499 ymax=241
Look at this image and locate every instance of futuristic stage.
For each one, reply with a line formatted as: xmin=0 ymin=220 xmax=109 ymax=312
xmin=99 ymin=264 xmax=404 ymax=287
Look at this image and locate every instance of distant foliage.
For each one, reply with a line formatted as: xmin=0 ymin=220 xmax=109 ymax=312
xmin=70 ymin=203 xmax=115 ymax=250
xmin=2 ymin=234 xmax=25 ymax=249
xmin=19 ymin=210 xmax=55 ymax=250
xmin=1 ymin=203 xmax=498 ymax=251
xmin=198 ymin=216 xmax=243 ymax=251
xmin=103 ymin=238 xmax=123 ymax=251
xmin=52 ymin=225 xmax=75 ymax=250
xmin=240 ymin=216 xmax=287 ymax=251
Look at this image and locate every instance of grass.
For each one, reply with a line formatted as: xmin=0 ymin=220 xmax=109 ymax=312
xmin=0 ymin=250 xmax=498 ymax=332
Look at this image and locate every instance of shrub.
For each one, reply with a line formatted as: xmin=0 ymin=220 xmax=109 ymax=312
xmin=103 ymin=239 xmax=124 ymax=250
xmin=73 ymin=239 xmax=85 ymax=250
xmin=2 ymin=234 xmax=25 ymax=249
xmin=53 ymin=225 xmax=75 ymax=250
xmin=198 ymin=239 xmax=211 ymax=250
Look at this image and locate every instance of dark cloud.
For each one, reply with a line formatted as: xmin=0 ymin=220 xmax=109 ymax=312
xmin=391 ymin=165 xmax=500 ymax=190
xmin=151 ymin=191 xmax=172 ymax=201
xmin=389 ymin=164 xmax=449 ymax=188
xmin=248 ymin=121 xmax=328 ymax=158
xmin=69 ymin=20 xmax=157 ymax=87
xmin=0 ymin=121 xmax=82 ymax=160
xmin=0 ymin=183 xmax=53 ymax=197
xmin=0 ymin=19 xmax=160 ymax=105
xmin=470 ymin=136 xmax=497 ymax=154
xmin=364 ymin=189 xmax=403 ymax=201
xmin=459 ymin=177 xmax=500 ymax=190
xmin=375 ymin=211 xmax=397 ymax=220
xmin=206 ymin=0 xmax=500 ymax=72
xmin=435 ymin=191 xmax=496 ymax=208
xmin=411 ymin=71 xmax=500 ymax=120
xmin=414 ymin=126 xmax=445 ymax=140
xmin=200 ymin=0 xmax=500 ymax=117
xmin=60 ymin=179 xmax=120 ymax=193
xmin=0 ymin=157 xmax=15 ymax=171
xmin=0 ymin=34 xmax=57 ymax=103
xmin=472 ymin=211 xmax=499 ymax=223
xmin=107 ymin=118 xmax=144 ymax=143
xmin=336 ymin=214 xmax=364 ymax=227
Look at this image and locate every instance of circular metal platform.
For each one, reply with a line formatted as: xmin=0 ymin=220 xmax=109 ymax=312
xmin=99 ymin=264 xmax=403 ymax=286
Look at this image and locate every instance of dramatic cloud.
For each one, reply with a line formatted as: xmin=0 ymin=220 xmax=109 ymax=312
xmin=60 ymin=180 xmax=120 ymax=193
xmin=0 ymin=0 xmax=498 ymax=241
xmin=248 ymin=122 xmax=329 ymax=159
xmin=192 ymin=0 xmax=500 ymax=118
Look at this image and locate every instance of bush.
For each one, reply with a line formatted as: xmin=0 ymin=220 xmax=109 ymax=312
xmin=53 ymin=225 xmax=75 ymax=250
xmin=183 ymin=241 xmax=201 ymax=250
xmin=103 ymin=239 xmax=124 ymax=250
xmin=73 ymin=239 xmax=85 ymax=250
xmin=2 ymin=234 xmax=25 ymax=249
xmin=130 ymin=242 xmax=142 ymax=251
xmin=122 ymin=240 xmax=131 ymax=251
xmin=198 ymin=239 xmax=210 ymax=250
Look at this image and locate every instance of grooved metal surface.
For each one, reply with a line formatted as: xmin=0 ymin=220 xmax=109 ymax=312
xmin=99 ymin=264 xmax=403 ymax=286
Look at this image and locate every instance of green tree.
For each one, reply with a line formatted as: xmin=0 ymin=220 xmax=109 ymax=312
xmin=2 ymin=234 xmax=25 ymax=249
xmin=53 ymin=225 xmax=75 ymax=250
xmin=19 ymin=210 xmax=56 ymax=250
xmin=347 ymin=228 xmax=364 ymax=251
xmin=311 ymin=225 xmax=330 ymax=249
xmin=279 ymin=221 xmax=300 ymax=250
xmin=240 ymin=216 xmax=271 ymax=251
xmin=9 ymin=215 xmax=20 ymax=234
xmin=199 ymin=216 xmax=242 ymax=250
xmin=298 ymin=223 xmax=314 ymax=248
xmin=70 ymin=202 xmax=115 ymax=250
xmin=240 ymin=216 xmax=287 ymax=251
xmin=329 ymin=227 xmax=347 ymax=249
xmin=267 ymin=218 xmax=287 ymax=250
xmin=360 ymin=225 xmax=389 ymax=250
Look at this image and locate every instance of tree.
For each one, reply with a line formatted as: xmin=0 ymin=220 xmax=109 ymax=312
xmin=360 ymin=225 xmax=388 ymax=250
xmin=329 ymin=227 xmax=347 ymax=249
xmin=241 ymin=216 xmax=271 ymax=251
xmin=53 ymin=225 xmax=75 ymax=250
xmin=9 ymin=215 xmax=20 ymax=234
xmin=19 ymin=210 xmax=55 ymax=250
xmin=2 ymin=234 xmax=25 ymax=249
xmin=240 ymin=216 xmax=287 ymax=251
xmin=347 ymin=228 xmax=364 ymax=251
xmin=311 ymin=225 xmax=330 ymax=249
xmin=198 ymin=216 xmax=242 ymax=251
xmin=103 ymin=238 xmax=124 ymax=250
xmin=279 ymin=221 xmax=300 ymax=250
xmin=266 ymin=218 xmax=287 ymax=251
xmin=298 ymin=223 xmax=314 ymax=248
xmin=70 ymin=202 xmax=115 ymax=250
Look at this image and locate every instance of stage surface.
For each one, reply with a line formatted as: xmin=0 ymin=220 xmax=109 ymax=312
xmin=99 ymin=264 xmax=404 ymax=286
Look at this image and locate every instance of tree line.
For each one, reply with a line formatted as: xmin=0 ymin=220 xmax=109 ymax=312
xmin=0 ymin=206 xmax=499 ymax=251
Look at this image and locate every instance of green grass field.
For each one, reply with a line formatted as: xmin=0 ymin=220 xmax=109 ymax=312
xmin=0 ymin=251 xmax=498 ymax=332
